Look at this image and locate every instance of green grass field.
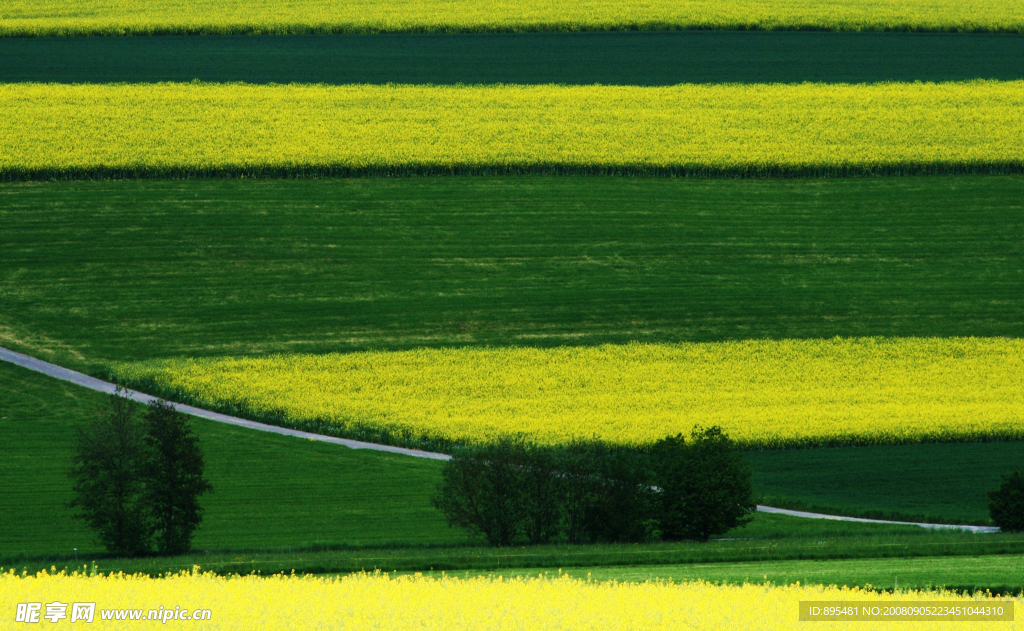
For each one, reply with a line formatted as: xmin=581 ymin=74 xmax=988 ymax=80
xmin=2 ymin=177 xmax=1021 ymax=373
xmin=3 ymin=32 xmax=1023 ymax=85
xmin=6 ymin=358 xmax=1024 ymax=570
xmin=11 ymin=502 xmax=1024 ymax=582
xmin=0 ymin=360 xmax=467 ymax=557
xmin=2 ymin=0 xmax=1021 ymax=615
xmin=747 ymin=443 xmax=1024 ymax=525
xmin=12 ymin=520 xmax=1024 ymax=588
xmin=434 ymin=555 xmax=1024 ymax=593
xmin=17 ymin=541 xmax=1024 ymax=589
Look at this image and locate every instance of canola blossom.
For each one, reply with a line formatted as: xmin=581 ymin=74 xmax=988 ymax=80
xmin=114 ymin=337 xmax=1024 ymax=448
xmin=1 ymin=570 xmax=1020 ymax=630
xmin=3 ymin=0 xmax=1024 ymax=37
xmin=2 ymin=81 xmax=1023 ymax=180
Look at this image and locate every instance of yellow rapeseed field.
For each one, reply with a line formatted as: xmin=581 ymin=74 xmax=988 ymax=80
xmin=1 ymin=81 xmax=1022 ymax=179
xmin=2 ymin=570 xmax=1019 ymax=630
xmin=3 ymin=0 xmax=1024 ymax=36
xmin=114 ymin=338 xmax=1024 ymax=448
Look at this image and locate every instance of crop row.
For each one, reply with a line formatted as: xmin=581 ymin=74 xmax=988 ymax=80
xmin=2 ymin=570 xmax=1017 ymax=630
xmin=2 ymin=81 xmax=1023 ymax=181
xmin=3 ymin=0 xmax=1024 ymax=37
xmin=113 ymin=337 xmax=1024 ymax=450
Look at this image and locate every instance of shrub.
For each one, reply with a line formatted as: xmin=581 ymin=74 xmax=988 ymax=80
xmin=989 ymin=471 xmax=1024 ymax=532
xmin=432 ymin=436 xmax=530 ymax=547
xmin=652 ymin=427 xmax=754 ymax=542
xmin=570 ymin=441 xmax=656 ymax=544
xmin=519 ymin=444 xmax=564 ymax=545
xmin=434 ymin=428 xmax=751 ymax=546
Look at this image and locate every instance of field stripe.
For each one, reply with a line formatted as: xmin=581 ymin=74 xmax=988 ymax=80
xmin=4 ymin=0 xmax=1024 ymax=37
xmin=113 ymin=340 xmax=1024 ymax=449
xmin=4 ymin=32 xmax=1024 ymax=86
xmin=0 ymin=346 xmax=451 ymax=461
xmin=2 ymin=82 xmax=1023 ymax=180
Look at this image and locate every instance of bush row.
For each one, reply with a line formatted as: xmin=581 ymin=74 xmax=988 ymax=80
xmin=432 ymin=427 xmax=755 ymax=546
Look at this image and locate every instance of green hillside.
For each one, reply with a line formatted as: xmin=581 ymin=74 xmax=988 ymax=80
xmin=2 ymin=176 xmax=1021 ymax=373
xmin=0 ymin=360 xmax=465 ymax=557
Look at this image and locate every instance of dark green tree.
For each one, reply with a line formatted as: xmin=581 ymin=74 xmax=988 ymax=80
xmin=520 ymin=443 xmax=563 ymax=545
xmin=69 ymin=390 xmax=153 ymax=556
xmin=556 ymin=439 xmax=600 ymax=545
xmin=583 ymin=442 xmax=657 ymax=543
xmin=143 ymin=401 xmax=213 ymax=555
xmin=989 ymin=471 xmax=1024 ymax=532
xmin=557 ymin=439 xmax=656 ymax=544
xmin=653 ymin=426 xmax=754 ymax=542
xmin=432 ymin=436 xmax=528 ymax=546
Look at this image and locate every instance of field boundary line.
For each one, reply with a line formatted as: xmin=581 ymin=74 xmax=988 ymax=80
xmin=756 ymin=505 xmax=999 ymax=533
xmin=0 ymin=346 xmax=1001 ymax=532
xmin=0 ymin=346 xmax=451 ymax=461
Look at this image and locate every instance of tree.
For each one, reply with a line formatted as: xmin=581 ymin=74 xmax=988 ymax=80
xmin=69 ymin=390 xmax=153 ymax=556
xmin=432 ymin=436 xmax=529 ymax=546
xmin=653 ymin=426 xmax=754 ymax=542
xmin=581 ymin=442 xmax=657 ymax=543
xmin=519 ymin=443 xmax=563 ymax=545
xmin=556 ymin=439 xmax=600 ymax=545
xmin=70 ymin=392 xmax=212 ymax=557
xmin=989 ymin=471 xmax=1024 ymax=532
xmin=143 ymin=401 xmax=213 ymax=555
xmin=557 ymin=439 xmax=656 ymax=544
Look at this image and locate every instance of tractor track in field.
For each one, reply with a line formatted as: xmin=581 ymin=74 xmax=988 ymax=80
xmin=0 ymin=345 xmax=999 ymax=533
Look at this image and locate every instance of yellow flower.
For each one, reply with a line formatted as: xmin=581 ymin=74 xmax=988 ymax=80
xmin=2 ymin=0 xmax=1023 ymax=36
xmin=115 ymin=337 xmax=1024 ymax=447
xmin=2 ymin=569 xmax=1019 ymax=630
xmin=2 ymin=82 xmax=1022 ymax=177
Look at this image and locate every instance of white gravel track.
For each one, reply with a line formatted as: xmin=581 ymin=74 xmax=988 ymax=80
xmin=0 ymin=346 xmax=450 ymax=461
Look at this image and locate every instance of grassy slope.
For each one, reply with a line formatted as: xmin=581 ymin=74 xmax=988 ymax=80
xmin=7 ymin=360 xmax=1024 ymax=594
xmin=3 ymin=32 xmax=1024 ymax=85
xmin=6 ymin=358 xmax=1024 ymax=572
xmin=0 ymin=360 xmax=467 ymax=557
xmin=437 ymin=555 xmax=1024 ymax=593
xmin=2 ymin=177 xmax=1022 ymax=372
xmin=3 ymin=0 xmax=1024 ymax=36
xmin=746 ymin=443 xmax=1024 ymax=525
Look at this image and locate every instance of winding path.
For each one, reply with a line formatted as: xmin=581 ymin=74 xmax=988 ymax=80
xmin=1 ymin=345 xmax=999 ymax=533
xmin=756 ymin=505 xmax=998 ymax=533
xmin=0 ymin=346 xmax=449 ymax=461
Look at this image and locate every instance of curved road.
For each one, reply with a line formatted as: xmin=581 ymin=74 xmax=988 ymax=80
xmin=0 ymin=345 xmax=999 ymax=533
xmin=0 ymin=346 xmax=449 ymax=461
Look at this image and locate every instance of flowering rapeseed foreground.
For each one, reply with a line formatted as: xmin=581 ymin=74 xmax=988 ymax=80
xmin=2 ymin=81 xmax=1023 ymax=179
xmin=3 ymin=0 xmax=1024 ymax=36
xmin=114 ymin=337 xmax=1024 ymax=448
xmin=2 ymin=570 xmax=1020 ymax=630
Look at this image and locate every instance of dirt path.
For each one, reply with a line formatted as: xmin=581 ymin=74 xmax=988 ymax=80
xmin=1 ymin=345 xmax=1000 ymax=532
xmin=0 ymin=346 xmax=450 ymax=461
xmin=756 ymin=505 xmax=998 ymax=533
